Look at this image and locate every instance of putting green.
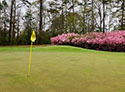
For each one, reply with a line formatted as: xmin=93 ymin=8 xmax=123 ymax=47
xmin=0 ymin=46 xmax=125 ymax=92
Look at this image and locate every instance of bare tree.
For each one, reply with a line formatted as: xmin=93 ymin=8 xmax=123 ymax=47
xmin=39 ymin=0 xmax=43 ymax=44
xmin=9 ymin=0 xmax=15 ymax=44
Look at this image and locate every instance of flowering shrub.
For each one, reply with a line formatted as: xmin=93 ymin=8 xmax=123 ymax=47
xmin=51 ymin=31 xmax=125 ymax=52
xmin=51 ymin=33 xmax=80 ymax=45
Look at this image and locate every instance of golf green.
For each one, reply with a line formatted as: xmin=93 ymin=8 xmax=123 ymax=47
xmin=0 ymin=46 xmax=125 ymax=92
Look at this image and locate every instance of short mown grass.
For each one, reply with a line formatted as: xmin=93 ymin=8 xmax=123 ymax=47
xmin=0 ymin=45 xmax=125 ymax=92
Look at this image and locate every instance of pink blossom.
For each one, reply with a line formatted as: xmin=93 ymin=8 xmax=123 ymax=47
xmin=51 ymin=30 xmax=125 ymax=52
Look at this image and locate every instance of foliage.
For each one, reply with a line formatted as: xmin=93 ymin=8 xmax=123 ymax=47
xmin=51 ymin=31 xmax=125 ymax=52
xmin=0 ymin=0 xmax=125 ymax=45
xmin=51 ymin=33 xmax=80 ymax=45
xmin=0 ymin=29 xmax=8 ymax=45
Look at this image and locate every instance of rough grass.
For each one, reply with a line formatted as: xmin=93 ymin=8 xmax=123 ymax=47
xmin=0 ymin=45 xmax=125 ymax=92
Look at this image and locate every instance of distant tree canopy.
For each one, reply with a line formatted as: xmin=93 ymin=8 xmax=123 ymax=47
xmin=0 ymin=0 xmax=125 ymax=45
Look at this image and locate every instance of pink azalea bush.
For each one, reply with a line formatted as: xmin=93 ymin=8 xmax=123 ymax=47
xmin=51 ymin=33 xmax=80 ymax=45
xmin=51 ymin=31 xmax=125 ymax=52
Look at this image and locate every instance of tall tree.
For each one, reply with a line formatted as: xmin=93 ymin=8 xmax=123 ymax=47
xmin=9 ymin=0 xmax=15 ymax=44
xmin=2 ymin=0 xmax=8 ymax=30
xmin=115 ymin=0 xmax=125 ymax=30
xmin=9 ymin=0 xmax=30 ymax=44
xmin=91 ymin=0 xmax=94 ymax=31
xmin=39 ymin=0 xmax=43 ymax=44
xmin=22 ymin=8 xmax=35 ymax=44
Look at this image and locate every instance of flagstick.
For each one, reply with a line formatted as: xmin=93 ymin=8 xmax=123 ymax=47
xmin=27 ymin=42 xmax=33 ymax=77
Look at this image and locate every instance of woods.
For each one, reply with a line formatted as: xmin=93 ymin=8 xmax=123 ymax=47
xmin=0 ymin=0 xmax=125 ymax=45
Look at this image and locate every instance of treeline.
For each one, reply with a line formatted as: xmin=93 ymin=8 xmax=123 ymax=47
xmin=0 ymin=0 xmax=125 ymax=45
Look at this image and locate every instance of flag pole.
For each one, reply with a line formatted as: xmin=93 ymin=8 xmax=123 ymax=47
xmin=27 ymin=30 xmax=36 ymax=77
xmin=27 ymin=42 xmax=33 ymax=77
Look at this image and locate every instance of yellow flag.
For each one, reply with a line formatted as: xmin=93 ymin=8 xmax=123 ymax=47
xmin=30 ymin=30 xmax=36 ymax=42
xmin=27 ymin=30 xmax=36 ymax=77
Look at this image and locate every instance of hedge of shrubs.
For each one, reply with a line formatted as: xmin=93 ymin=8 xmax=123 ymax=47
xmin=51 ymin=31 xmax=125 ymax=52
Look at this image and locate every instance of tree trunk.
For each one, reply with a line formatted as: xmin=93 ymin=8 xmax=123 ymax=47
xmin=39 ymin=0 xmax=43 ymax=44
xmin=12 ymin=1 xmax=16 ymax=44
xmin=91 ymin=0 xmax=94 ymax=32
xmin=121 ymin=0 xmax=124 ymax=30
xmin=82 ymin=11 xmax=85 ymax=33
xmin=72 ymin=0 xmax=75 ymax=33
xmin=83 ymin=0 xmax=87 ymax=33
xmin=61 ymin=0 xmax=64 ymax=33
xmin=9 ymin=0 xmax=15 ymax=44
xmin=99 ymin=6 xmax=102 ymax=32
xmin=102 ymin=0 xmax=105 ymax=33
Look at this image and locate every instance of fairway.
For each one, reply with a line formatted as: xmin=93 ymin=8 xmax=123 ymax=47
xmin=0 ymin=46 xmax=125 ymax=92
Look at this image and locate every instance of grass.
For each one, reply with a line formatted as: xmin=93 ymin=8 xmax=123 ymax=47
xmin=0 ymin=45 xmax=125 ymax=92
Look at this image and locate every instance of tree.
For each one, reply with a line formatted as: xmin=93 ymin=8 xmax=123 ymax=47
xmin=9 ymin=0 xmax=15 ymax=44
xmin=113 ymin=0 xmax=125 ymax=30
xmin=2 ymin=0 xmax=8 ymax=30
xmin=21 ymin=8 xmax=35 ymax=44
xmin=0 ymin=0 xmax=9 ymax=45
xmin=9 ymin=0 xmax=31 ymax=44
xmin=38 ymin=0 xmax=43 ymax=44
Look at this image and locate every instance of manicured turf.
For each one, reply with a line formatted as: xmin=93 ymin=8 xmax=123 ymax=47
xmin=0 ymin=45 xmax=125 ymax=92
